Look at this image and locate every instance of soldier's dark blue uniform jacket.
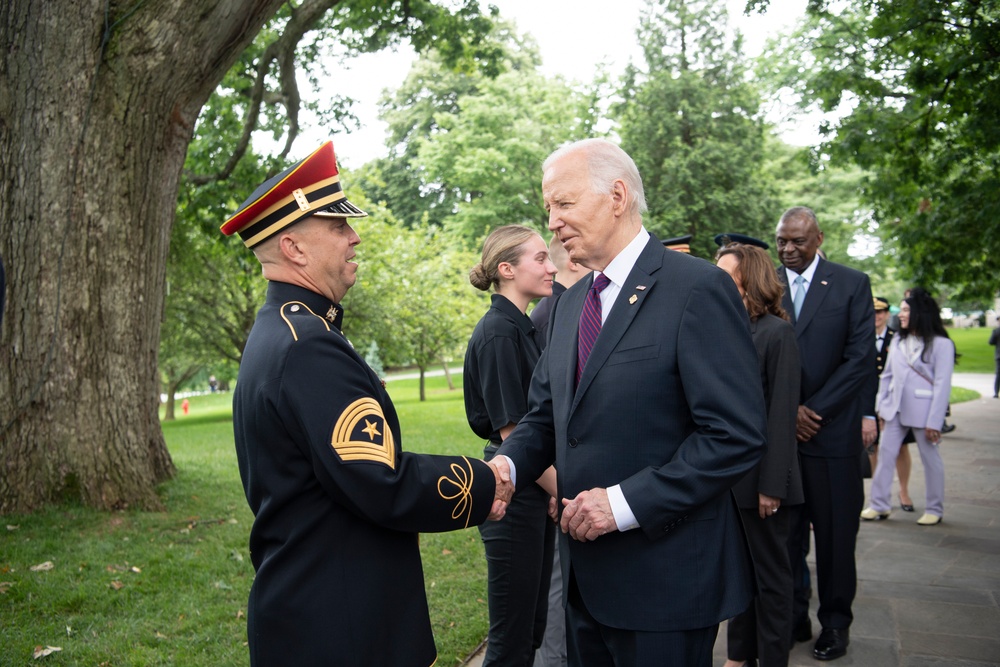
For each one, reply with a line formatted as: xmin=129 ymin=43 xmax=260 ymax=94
xmin=233 ymin=281 xmax=497 ymax=666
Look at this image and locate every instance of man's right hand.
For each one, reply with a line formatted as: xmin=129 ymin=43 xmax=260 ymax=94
xmin=487 ymin=458 xmax=514 ymax=520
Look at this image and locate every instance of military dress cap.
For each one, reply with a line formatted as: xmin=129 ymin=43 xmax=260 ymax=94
xmin=220 ymin=141 xmax=367 ymax=248
xmin=714 ymin=233 xmax=770 ymax=250
xmin=662 ymin=234 xmax=692 ymax=253
xmin=873 ymin=296 xmax=890 ymax=311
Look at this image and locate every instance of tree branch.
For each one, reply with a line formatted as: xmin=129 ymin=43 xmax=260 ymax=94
xmin=187 ymin=0 xmax=341 ymax=185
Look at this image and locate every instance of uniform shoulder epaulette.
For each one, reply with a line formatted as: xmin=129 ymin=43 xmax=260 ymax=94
xmin=279 ymin=301 xmax=335 ymax=342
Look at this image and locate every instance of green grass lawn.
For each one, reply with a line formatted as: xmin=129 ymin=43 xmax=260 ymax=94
xmin=1 ymin=376 xmax=488 ymax=666
xmin=947 ymin=326 xmax=996 ymax=374
xmin=3 ymin=352 xmax=993 ymax=665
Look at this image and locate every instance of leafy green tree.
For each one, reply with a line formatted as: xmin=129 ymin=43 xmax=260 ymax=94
xmin=364 ymin=341 xmax=385 ymax=379
xmin=0 ymin=0 xmax=503 ymax=513
xmin=756 ymin=0 xmax=1000 ymax=299
xmin=362 ymin=24 xmax=597 ymax=245
xmin=616 ymin=0 xmax=779 ymax=259
xmin=355 ymin=21 xmax=542 ymax=231
xmin=414 ymin=68 xmax=597 ymax=244
xmin=343 ymin=203 xmax=481 ymax=401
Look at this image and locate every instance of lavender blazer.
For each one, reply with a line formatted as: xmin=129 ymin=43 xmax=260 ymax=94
xmin=876 ymin=335 xmax=955 ymax=429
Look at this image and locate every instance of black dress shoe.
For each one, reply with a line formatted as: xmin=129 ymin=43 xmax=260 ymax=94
xmin=941 ymin=422 xmax=956 ymax=434
xmin=813 ymin=628 xmax=849 ymax=661
xmin=792 ymin=615 xmax=813 ymax=643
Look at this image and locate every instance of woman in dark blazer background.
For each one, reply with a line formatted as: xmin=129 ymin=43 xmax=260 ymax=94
xmin=717 ymin=242 xmax=804 ymax=667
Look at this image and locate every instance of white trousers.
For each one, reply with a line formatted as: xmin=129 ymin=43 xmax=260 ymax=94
xmin=870 ymin=415 xmax=945 ymax=517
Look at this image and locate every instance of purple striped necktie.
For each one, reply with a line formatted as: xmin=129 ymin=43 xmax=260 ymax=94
xmin=577 ymin=273 xmax=611 ymax=386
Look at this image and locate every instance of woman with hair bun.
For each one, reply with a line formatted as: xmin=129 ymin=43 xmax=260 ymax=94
xmin=463 ymin=224 xmax=558 ymax=665
xmin=863 ymin=287 xmax=955 ymax=526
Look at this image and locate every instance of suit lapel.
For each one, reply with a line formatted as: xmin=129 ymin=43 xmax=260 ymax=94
xmin=572 ymin=237 xmax=662 ymax=410
xmin=794 ymin=259 xmax=833 ymax=333
xmin=779 ymin=259 xmax=833 ymax=335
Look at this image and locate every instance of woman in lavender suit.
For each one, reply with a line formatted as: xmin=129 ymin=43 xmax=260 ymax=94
xmin=862 ymin=288 xmax=955 ymax=526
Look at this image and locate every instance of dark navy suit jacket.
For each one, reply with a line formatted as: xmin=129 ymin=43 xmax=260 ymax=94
xmin=779 ymin=258 xmax=875 ymax=458
xmin=498 ymin=235 xmax=766 ymax=632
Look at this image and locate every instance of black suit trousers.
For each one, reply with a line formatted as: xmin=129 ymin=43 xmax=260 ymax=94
xmin=798 ymin=455 xmax=864 ymax=630
xmin=727 ymin=507 xmax=794 ymax=666
xmin=478 ymin=461 xmax=554 ymax=667
xmin=566 ymin=571 xmax=719 ymax=667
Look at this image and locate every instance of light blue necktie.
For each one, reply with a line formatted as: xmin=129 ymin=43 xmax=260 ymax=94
xmin=792 ymin=274 xmax=806 ymax=319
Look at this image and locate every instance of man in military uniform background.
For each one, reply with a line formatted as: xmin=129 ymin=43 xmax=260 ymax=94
xmin=221 ymin=141 xmax=511 ymax=666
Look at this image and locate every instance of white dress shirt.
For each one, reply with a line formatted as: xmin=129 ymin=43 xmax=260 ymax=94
xmin=501 ymin=228 xmax=650 ymax=532
xmin=784 ymin=253 xmax=821 ymax=304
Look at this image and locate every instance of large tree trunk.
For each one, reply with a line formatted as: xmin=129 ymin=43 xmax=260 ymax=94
xmin=0 ymin=0 xmax=283 ymax=512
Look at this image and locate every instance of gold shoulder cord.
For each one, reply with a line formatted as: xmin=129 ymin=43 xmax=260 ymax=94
xmin=280 ymin=301 xmax=331 ymax=341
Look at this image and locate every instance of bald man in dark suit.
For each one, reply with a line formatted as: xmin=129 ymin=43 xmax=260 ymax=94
xmin=776 ymin=206 xmax=875 ymax=661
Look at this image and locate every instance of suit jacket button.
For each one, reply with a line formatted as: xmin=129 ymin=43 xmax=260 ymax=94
xmin=569 ymin=438 xmax=579 ymax=448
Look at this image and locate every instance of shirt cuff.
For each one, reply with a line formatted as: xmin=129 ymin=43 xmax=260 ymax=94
xmin=607 ymin=484 xmax=639 ymax=532
xmin=497 ymin=455 xmax=516 ymax=487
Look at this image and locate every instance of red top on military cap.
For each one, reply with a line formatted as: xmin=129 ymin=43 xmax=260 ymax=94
xmin=221 ymin=141 xmax=366 ymax=248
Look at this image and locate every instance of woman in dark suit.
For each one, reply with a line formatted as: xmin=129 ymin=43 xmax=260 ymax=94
xmin=717 ymin=242 xmax=804 ymax=667
xmin=464 ymin=224 xmax=558 ymax=666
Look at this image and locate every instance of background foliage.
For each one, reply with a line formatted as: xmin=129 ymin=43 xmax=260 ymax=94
xmin=757 ymin=0 xmax=1000 ymax=300
xmin=161 ymin=0 xmax=1000 ymax=396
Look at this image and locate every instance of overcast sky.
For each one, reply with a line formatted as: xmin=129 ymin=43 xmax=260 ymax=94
xmin=300 ymin=0 xmax=811 ymax=169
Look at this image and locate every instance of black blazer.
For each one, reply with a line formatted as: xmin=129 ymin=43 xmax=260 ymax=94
xmin=732 ymin=313 xmax=804 ymax=508
xmin=779 ymin=258 xmax=875 ymax=458
xmin=866 ymin=327 xmax=895 ymax=414
xmin=529 ymin=280 xmax=567 ymax=345
xmin=499 ymin=235 xmax=766 ymax=632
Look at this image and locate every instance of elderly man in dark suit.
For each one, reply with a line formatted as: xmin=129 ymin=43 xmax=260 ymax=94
xmin=777 ymin=206 xmax=875 ymax=661
xmin=493 ymin=138 xmax=766 ymax=666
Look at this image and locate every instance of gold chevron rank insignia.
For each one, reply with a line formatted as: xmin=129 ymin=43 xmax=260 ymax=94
xmin=331 ymin=398 xmax=396 ymax=469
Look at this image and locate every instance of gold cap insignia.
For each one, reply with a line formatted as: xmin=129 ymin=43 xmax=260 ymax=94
xmin=292 ymin=188 xmax=311 ymax=212
xmin=331 ymin=398 xmax=395 ymax=469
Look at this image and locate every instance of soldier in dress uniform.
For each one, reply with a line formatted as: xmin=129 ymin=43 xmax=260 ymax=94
xmin=221 ymin=141 xmax=512 ymax=667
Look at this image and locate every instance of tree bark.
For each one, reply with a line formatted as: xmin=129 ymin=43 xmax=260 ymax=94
xmin=0 ymin=0 xmax=284 ymax=512
xmin=441 ymin=358 xmax=455 ymax=391
xmin=162 ymin=363 xmax=202 ymax=422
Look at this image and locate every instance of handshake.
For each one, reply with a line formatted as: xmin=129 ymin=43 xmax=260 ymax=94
xmin=486 ymin=457 xmax=514 ymax=521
